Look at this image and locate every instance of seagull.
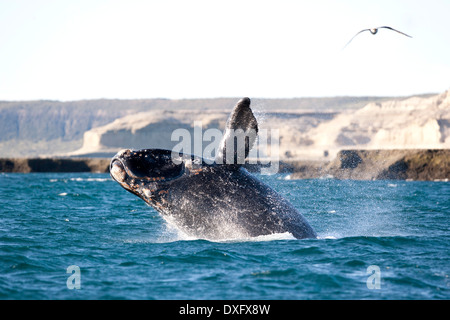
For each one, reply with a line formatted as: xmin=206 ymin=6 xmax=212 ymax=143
xmin=343 ymin=26 xmax=412 ymax=49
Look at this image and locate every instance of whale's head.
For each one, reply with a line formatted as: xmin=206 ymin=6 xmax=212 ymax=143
xmin=110 ymin=149 xmax=185 ymax=205
xmin=109 ymin=97 xmax=258 ymax=213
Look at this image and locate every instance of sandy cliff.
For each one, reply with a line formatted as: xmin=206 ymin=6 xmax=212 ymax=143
xmin=70 ymin=90 xmax=450 ymax=161
xmin=283 ymin=90 xmax=450 ymax=160
xmin=70 ymin=110 xmax=229 ymax=157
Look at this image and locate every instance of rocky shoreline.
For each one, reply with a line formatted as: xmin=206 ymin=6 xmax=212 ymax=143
xmin=0 ymin=158 xmax=110 ymax=173
xmin=287 ymin=149 xmax=449 ymax=181
xmin=1 ymin=149 xmax=449 ymax=181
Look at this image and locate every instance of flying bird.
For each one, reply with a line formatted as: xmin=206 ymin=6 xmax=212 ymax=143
xmin=343 ymin=26 xmax=412 ymax=49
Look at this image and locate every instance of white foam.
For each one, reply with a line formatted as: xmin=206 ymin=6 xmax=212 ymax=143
xmin=387 ymin=183 xmax=398 ymax=188
xmin=147 ymin=219 xmax=299 ymax=244
xmin=163 ymin=230 xmax=297 ymax=243
xmin=222 ymin=232 xmax=296 ymax=243
xmin=318 ymin=235 xmax=338 ymax=240
xmin=70 ymin=178 xmax=110 ymax=182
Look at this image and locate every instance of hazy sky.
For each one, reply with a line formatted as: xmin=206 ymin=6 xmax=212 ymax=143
xmin=1 ymin=0 xmax=449 ymax=101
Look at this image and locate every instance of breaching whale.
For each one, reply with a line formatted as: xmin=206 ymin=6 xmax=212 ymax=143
xmin=110 ymin=98 xmax=316 ymax=240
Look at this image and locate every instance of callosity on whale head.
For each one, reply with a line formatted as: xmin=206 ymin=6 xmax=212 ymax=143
xmin=110 ymin=148 xmax=188 ymax=206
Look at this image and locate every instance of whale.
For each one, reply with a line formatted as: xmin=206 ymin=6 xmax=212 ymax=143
xmin=110 ymin=98 xmax=316 ymax=240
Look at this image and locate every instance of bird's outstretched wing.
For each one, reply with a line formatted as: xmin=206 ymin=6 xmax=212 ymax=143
xmin=377 ymin=26 xmax=412 ymax=38
xmin=342 ymin=29 xmax=370 ymax=49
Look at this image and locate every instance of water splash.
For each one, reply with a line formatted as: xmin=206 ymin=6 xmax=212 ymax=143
xmin=149 ymin=217 xmax=298 ymax=243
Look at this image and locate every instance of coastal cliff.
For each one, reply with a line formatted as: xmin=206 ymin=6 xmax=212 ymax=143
xmin=288 ymin=149 xmax=449 ymax=181
xmin=1 ymin=91 xmax=449 ymax=180
xmin=1 ymin=149 xmax=448 ymax=181
xmin=0 ymin=96 xmax=384 ymax=158
xmin=66 ymin=90 xmax=450 ymax=161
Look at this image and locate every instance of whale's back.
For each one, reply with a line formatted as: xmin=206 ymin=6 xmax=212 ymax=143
xmin=162 ymin=166 xmax=317 ymax=240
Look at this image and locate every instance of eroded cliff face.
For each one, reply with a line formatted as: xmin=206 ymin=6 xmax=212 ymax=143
xmin=69 ymin=110 xmax=229 ymax=157
xmin=283 ymin=90 xmax=450 ymax=160
xmin=71 ymin=91 xmax=450 ymax=161
xmin=0 ymin=98 xmax=238 ymax=157
xmin=356 ymin=90 xmax=449 ymax=148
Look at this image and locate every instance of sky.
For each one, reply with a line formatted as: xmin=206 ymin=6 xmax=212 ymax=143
xmin=0 ymin=0 xmax=449 ymax=101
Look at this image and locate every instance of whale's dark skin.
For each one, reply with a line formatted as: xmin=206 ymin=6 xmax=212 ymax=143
xmin=110 ymin=98 xmax=316 ymax=240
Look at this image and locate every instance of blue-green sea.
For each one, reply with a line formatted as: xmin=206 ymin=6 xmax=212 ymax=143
xmin=0 ymin=173 xmax=449 ymax=299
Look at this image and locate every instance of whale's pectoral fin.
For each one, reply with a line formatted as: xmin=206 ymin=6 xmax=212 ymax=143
xmin=215 ymin=97 xmax=258 ymax=165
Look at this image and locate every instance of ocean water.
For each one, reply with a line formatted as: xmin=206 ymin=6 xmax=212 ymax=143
xmin=0 ymin=172 xmax=449 ymax=300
